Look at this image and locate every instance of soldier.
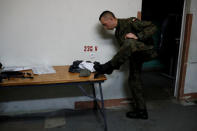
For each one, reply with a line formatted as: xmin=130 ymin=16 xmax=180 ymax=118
xmin=94 ymin=11 xmax=158 ymax=119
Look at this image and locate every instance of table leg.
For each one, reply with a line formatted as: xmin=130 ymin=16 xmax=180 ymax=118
xmin=98 ymin=83 xmax=108 ymax=131
xmin=77 ymin=83 xmax=108 ymax=131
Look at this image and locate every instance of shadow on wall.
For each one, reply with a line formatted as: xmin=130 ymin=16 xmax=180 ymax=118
xmin=120 ymin=62 xmax=131 ymax=98
xmin=0 ymin=85 xmax=93 ymax=102
xmin=95 ymin=24 xmax=114 ymax=39
xmin=95 ymin=23 xmax=120 ymax=52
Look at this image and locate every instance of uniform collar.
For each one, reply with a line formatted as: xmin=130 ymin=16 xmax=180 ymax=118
xmin=116 ymin=19 xmax=121 ymax=29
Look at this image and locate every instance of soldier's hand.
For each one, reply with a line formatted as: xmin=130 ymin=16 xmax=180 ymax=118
xmin=125 ymin=33 xmax=138 ymax=40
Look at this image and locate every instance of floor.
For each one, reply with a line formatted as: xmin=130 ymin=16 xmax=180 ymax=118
xmin=0 ymin=72 xmax=197 ymax=131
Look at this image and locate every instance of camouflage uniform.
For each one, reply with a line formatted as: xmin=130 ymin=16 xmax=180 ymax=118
xmin=111 ymin=17 xmax=157 ymax=110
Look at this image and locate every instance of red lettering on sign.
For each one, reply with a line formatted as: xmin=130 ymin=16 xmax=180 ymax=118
xmin=84 ymin=46 xmax=98 ymax=52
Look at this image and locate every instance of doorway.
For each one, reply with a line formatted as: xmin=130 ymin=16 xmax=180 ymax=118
xmin=141 ymin=0 xmax=185 ymax=96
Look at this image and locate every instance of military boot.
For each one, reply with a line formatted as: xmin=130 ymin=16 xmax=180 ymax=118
xmin=126 ymin=109 xmax=148 ymax=119
xmin=94 ymin=61 xmax=114 ymax=75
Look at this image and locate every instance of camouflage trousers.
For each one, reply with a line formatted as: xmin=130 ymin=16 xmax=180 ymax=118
xmin=111 ymin=39 xmax=157 ymax=110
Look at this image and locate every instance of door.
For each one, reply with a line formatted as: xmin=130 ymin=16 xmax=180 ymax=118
xmin=141 ymin=0 xmax=185 ymax=98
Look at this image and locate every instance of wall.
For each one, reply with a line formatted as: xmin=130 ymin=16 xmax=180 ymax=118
xmin=0 ymin=0 xmax=142 ymax=114
xmin=184 ymin=0 xmax=197 ymax=94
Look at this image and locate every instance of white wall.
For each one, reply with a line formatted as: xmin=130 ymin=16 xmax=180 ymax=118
xmin=0 ymin=0 xmax=141 ymax=66
xmin=184 ymin=0 xmax=197 ymax=94
xmin=0 ymin=0 xmax=142 ymax=114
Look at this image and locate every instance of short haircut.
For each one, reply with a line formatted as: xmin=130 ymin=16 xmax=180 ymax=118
xmin=99 ymin=10 xmax=115 ymax=20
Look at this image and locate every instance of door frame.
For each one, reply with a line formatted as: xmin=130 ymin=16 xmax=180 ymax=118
xmin=174 ymin=0 xmax=197 ymax=100
xmin=174 ymin=0 xmax=187 ymax=98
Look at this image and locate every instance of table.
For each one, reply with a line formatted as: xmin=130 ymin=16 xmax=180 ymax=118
xmin=0 ymin=66 xmax=108 ymax=131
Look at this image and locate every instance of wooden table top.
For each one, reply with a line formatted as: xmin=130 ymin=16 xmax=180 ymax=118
xmin=0 ymin=66 xmax=106 ymax=87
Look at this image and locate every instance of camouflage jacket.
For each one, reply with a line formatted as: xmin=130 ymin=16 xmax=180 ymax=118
xmin=115 ymin=17 xmax=157 ymax=46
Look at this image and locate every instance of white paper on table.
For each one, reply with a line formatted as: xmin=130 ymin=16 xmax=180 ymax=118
xmin=2 ymin=66 xmax=33 ymax=71
xmin=32 ymin=66 xmax=56 ymax=75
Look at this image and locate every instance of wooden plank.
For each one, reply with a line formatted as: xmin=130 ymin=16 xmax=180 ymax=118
xmin=0 ymin=66 xmax=106 ymax=87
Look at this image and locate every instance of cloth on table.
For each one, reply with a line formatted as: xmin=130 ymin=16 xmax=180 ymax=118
xmin=78 ymin=61 xmax=95 ymax=72
xmin=69 ymin=60 xmax=97 ymax=77
xmin=69 ymin=60 xmax=83 ymax=73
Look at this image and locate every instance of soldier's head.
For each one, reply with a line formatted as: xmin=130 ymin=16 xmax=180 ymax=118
xmin=99 ymin=11 xmax=118 ymax=30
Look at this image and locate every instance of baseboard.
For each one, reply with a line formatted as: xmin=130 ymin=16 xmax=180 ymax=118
xmin=180 ymin=93 xmax=197 ymax=101
xmin=75 ymin=98 xmax=132 ymax=110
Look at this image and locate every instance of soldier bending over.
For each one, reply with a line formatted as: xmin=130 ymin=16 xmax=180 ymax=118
xmin=94 ymin=11 xmax=157 ymax=119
